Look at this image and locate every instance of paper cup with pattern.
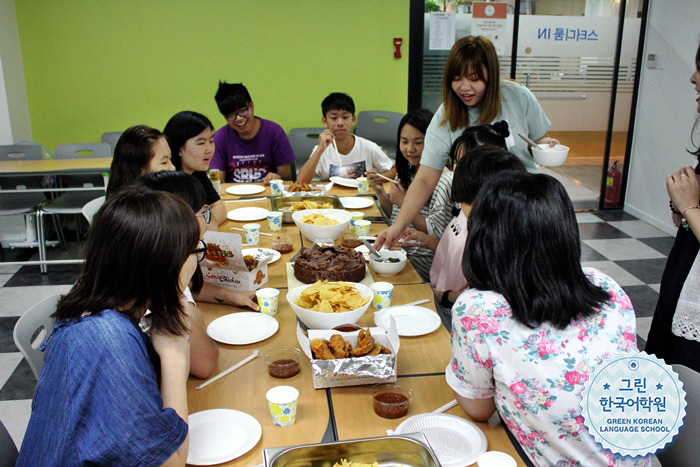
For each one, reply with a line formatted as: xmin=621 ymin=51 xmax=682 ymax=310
xmin=270 ymin=179 xmax=284 ymax=196
xmin=353 ymin=219 xmax=371 ymax=237
xmin=477 ymin=452 xmax=517 ymax=467
xmin=370 ymin=281 xmax=393 ymax=310
xmin=356 ymin=177 xmax=369 ymax=193
xmin=243 ymin=223 xmax=260 ymax=244
xmin=350 ymin=212 xmax=364 ymax=227
xmin=267 ymin=212 xmax=283 ymax=232
xmin=266 ymin=386 xmax=299 ymax=427
xmin=256 ymin=288 xmax=280 ymax=316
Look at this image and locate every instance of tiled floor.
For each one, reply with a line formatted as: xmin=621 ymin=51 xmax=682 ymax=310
xmin=0 ymin=210 xmax=675 ymax=455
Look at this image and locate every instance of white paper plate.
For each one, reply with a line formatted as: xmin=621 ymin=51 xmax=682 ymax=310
xmin=330 ymin=176 xmax=358 ymax=188
xmin=339 ymin=197 xmax=374 ymax=209
xmin=187 ymin=409 xmax=262 ymax=465
xmin=374 ymin=305 xmax=441 ymax=337
xmin=207 ymin=312 xmax=279 ymax=345
xmin=242 ymin=247 xmax=282 ymax=264
xmin=395 ymin=413 xmax=487 ymax=467
xmin=227 ymin=207 xmax=270 ymax=222
xmin=226 ymin=184 xmax=265 ymax=195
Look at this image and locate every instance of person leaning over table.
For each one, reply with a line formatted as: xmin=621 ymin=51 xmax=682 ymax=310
xmin=17 ymin=187 xmax=193 ymax=466
xmin=295 ymin=92 xmax=395 ymax=185
xmin=163 ymin=110 xmax=227 ymax=227
xmin=446 ymin=171 xmax=648 ymax=467
xmin=374 ymin=35 xmax=559 ymax=252
xmin=210 ymin=81 xmax=296 ymax=185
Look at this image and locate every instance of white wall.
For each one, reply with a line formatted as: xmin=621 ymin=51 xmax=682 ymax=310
xmin=0 ymin=0 xmax=32 ymax=143
xmin=625 ymin=0 xmax=700 ymax=234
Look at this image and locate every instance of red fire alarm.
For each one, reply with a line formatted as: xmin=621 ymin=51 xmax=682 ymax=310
xmin=394 ymin=38 xmax=403 ymax=59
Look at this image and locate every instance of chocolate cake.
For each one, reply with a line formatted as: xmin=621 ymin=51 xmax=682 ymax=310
xmin=293 ymin=244 xmax=366 ymax=284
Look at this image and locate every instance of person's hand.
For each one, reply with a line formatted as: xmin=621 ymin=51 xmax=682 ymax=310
xmin=366 ymin=168 xmax=384 ymax=192
xmin=389 ymin=180 xmax=406 ymax=207
xmin=262 ymin=172 xmax=281 ymax=186
xmin=402 ymin=228 xmax=439 ymax=251
xmin=232 ymin=290 xmax=259 ymax=311
xmin=374 ymin=223 xmax=406 ymax=251
xmin=667 ymin=166 xmax=700 ymax=212
xmin=535 ymin=136 xmax=560 ymax=147
xmin=318 ymin=129 xmax=335 ymax=153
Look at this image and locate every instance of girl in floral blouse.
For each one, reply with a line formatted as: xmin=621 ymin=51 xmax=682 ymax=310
xmin=447 ymin=171 xmax=649 ymax=466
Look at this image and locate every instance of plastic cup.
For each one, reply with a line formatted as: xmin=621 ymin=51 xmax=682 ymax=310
xmin=256 ymin=288 xmax=280 ymax=316
xmin=350 ymin=212 xmax=364 ymax=227
xmin=266 ymin=386 xmax=299 ymax=427
xmin=243 ymin=223 xmax=260 ymax=244
xmin=370 ymin=281 xmax=393 ymax=309
xmin=477 ymin=451 xmax=517 ymax=467
xmin=272 ymin=234 xmax=294 ymax=254
xmin=353 ymin=219 xmax=371 ymax=237
xmin=372 ymin=382 xmax=412 ymax=419
xmin=267 ymin=212 xmax=283 ymax=232
xmin=270 ymin=179 xmax=285 ymax=196
xmin=357 ymin=177 xmax=369 ymax=193
xmin=265 ymin=347 xmax=302 ymax=379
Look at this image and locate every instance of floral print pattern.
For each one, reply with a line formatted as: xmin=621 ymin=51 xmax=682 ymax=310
xmin=445 ymin=268 xmax=649 ymax=466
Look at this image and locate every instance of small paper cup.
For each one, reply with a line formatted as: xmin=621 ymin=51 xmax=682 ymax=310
xmin=357 ymin=177 xmax=369 ymax=193
xmin=266 ymin=386 xmax=299 ymax=427
xmin=267 ymin=212 xmax=283 ymax=232
xmin=353 ymin=219 xmax=371 ymax=237
xmin=243 ymin=223 xmax=260 ymax=244
xmin=477 ymin=451 xmax=517 ymax=467
xmin=350 ymin=212 xmax=364 ymax=227
xmin=256 ymin=288 xmax=280 ymax=316
xmin=370 ymin=281 xmax=393 ymax=309
xmin=270 ymin=179 xmax=285 ymax=196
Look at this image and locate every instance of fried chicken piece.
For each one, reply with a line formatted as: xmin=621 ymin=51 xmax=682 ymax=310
xmin=345 ymin=341 xmax=353 ymax=355
xmin=380 ymin=346 xmax=392 ymax=355
xmin=311 ymin=339 xmax=336 ymax=360
xmin=329 ymin=334 xmax=349 ymax=358
xmin=351 ymin=329 xmax=375 ymax=357
xmin=367 ymin=343 xmax=383 ymax=356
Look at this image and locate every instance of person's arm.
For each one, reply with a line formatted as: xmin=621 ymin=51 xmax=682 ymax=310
xmin=194 ymin=282 xmax=259 ymax=310
xmin=374 ymin=165 xmax=442 ymax=250
xmin=402 ymin=228 xmax=439 ymax=251
xmin=297 ymin=130 xmax=334 ymax=184
xmin=367 ymin=169 xmax=393 ymax=216
xmin=534 ymin=134 xmax=560 ymax=147
xmin=668 ymin=166 xmax=700 ymax=240
xmin=454 ymin=392 xmax=497 ymax=422
xmin=184 ymin=301 xmax=219 ymax=379
xmin=209 ymin=200 xmax=226 ymax=229
xmin=387 ymin=180 xmax=428 ymax=232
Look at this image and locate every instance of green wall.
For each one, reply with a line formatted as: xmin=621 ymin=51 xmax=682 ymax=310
xmin=15 ymin=0 xmax=410 ymax=151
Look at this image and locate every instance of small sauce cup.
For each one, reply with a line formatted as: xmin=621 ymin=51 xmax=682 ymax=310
xmin=372 ymin=382 xmax=412 ymax=419
xmin=265 ymin=347 xmax=302 ymax=379
xmin=272 ymin=234 xmax=294 ymax=254
xmin=333 ymin=323 xmax=362 ymax=332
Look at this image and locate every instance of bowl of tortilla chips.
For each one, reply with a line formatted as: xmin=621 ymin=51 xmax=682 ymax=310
xmin=292 ymin=209 xmax=352 ymax=243
xmin=287 ymin=280 xmax=372 ymax=329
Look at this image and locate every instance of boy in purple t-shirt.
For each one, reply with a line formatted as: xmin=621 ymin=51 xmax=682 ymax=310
xmin=210 ymin=82 xmax=296 ymax=184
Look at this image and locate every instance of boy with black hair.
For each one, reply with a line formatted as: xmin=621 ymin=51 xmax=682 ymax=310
xmin=210 ymin=81 xmax=296 ymax=184
xmin=296 ymin=92 xmax=395 ymax=184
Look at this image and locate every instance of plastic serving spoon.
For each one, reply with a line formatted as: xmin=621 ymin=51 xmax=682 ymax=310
xmin=362 ymin=239 xmax=387 ymax=262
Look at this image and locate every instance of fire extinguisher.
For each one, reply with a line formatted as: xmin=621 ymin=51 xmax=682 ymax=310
xmin=604 ymin=160 xmax=622 ymax=207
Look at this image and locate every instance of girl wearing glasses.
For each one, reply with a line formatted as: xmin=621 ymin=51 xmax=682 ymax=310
xmin=164 ymin=111 xmax=227 ymax=227
xmin=18 ymin=187 xmax=194 ymax=465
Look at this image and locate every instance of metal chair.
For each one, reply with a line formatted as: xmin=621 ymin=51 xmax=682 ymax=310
xmin=0 ymin=417 xmax=18 ymax=467
xmin=656 ymin=364 xmax=700 ymax=466
xmin=13 ymin=294 xmax=59 ymax=379
xmin=354 ymin=111 xmax=404 ymax=159
xmin=82 ymin=195 xmax=105 ymax=225
xmin=288 ymin=128 xmax=325 ymax=180
xmin=100 ymin=131 xmax=123 ymax=154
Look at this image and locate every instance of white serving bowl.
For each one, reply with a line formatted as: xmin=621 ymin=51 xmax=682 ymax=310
xmin=292 ymin=209 xmax=352 ymax=242
xmin=368 ymin=249 xmax=407 ymax=276
xmin=532 ymin=144 xmax=569 ymax=166
xmin=286 ymin=282 xmax=372 ymax=329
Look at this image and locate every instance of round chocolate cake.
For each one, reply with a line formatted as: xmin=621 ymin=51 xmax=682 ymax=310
xmin=293 ymin=244 xmax=366 ymax=284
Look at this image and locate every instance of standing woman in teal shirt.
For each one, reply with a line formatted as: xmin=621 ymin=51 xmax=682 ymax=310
xmin=376 ymin=35 xmax=559 ymax=251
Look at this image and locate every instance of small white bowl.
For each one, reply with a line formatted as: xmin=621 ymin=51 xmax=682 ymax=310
xmin=292 ymin=209 xmax=352 ymax=243
xmin=369 ymin=249 xmax=407 ymax=276
xmin=286 ymin=282 xmax=372 ymax=329
xmin=532 ymin=144 xmax=569 ymax=166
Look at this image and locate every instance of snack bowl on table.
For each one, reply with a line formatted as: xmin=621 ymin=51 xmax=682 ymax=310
xmin=292 ymin=209 xmax=352 ymax=243
xmin=368 ymin=249 xmax=407 ymax=276
xmin=286 ymin=282 xmax=373 ymax=329
xmin=532 ymin=144 xmax=569 ymax=166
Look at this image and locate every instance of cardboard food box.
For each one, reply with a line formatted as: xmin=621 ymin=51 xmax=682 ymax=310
xmin=201 ymin=231 xmax=270 ymax=291
xmin=297 ymin=319 xmax=400 ymax=389
xmin=282 ymin=181 xmax=334 ymax=197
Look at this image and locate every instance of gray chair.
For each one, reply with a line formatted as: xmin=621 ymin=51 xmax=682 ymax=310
xmin=82 ymin=195 xmax=105 ymax=224
xmin=288 ymin=127 xmax=325 ymax=171
xmin=656 ymin=364 xmax=700 ymax=466
xmin=354 ymin=110 xmax=404 ymax=159
xmin=0 ymin=417 xmax=18 ymax=467
xmin=100 ymin=131 xmax=123 ymax=154
xmin=13 ymin=294 xmax=59 ymax=379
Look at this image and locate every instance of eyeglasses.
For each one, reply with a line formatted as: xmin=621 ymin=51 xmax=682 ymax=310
xmin=192 ymin=239 xmax=207 ymax=263
xmin=195 ymin=205 xmax=212 ymax=224
xmin=225 ymin=105 xmax=251 ymax=122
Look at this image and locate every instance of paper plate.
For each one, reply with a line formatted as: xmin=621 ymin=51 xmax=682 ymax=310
xmin=226 ymin=184 xmax=265 ymax=196
xmin=242 ymin=247 xmax=282 ymax=264
xmin=395 ymin=413 xmax=487 ymax=467
xmin=207 ymin=312 xmax=279 ymax=345
xmin=187 ymin=409 xmax=262 ymax=465
xmin=374 ymin=305 xmax=441 ymax=337
xmin=330 ymin=176 xmax=358 ymax=188
xmin=339 ymin=197 xmax=374 ymax=209
xmin=227 ymin=207 xmax=270 ymax=222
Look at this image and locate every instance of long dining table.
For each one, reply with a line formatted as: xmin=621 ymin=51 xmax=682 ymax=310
xmin=186 ymin=181 xmax=525 ymax=466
